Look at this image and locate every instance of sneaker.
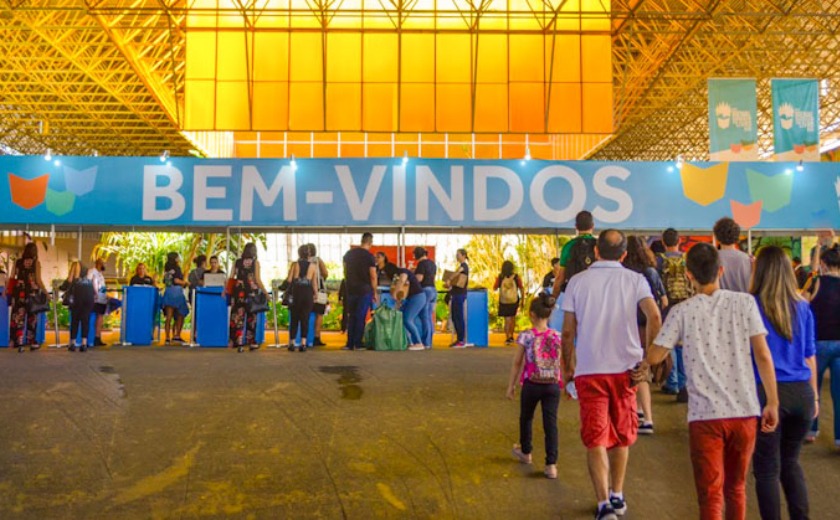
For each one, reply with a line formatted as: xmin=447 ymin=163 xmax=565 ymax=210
xmin=341 ymin=345 xmax=354 ymax=351
xmin=287 ymin=344 xmax=296 ymax=352
xmin=504 ymin=337 xmax=514 ymax=346
xmin=511 ymin=444 xmax=532 ymax=464
xmin=450 ymin=341 xmax=467 ymax=349
xmin=609 ymin=495 xmax=627 ymax=516
xmin=313 ymin=338 xmax=326 ymax=347
xmin=79 ymin=345 xmax=88 ymax=353
xmin=544 ymin=464 xmax=557 ymax=479
xmin=249 ymin=344 xmax=260 ymax=351
xmin=638 ymin=422 xmax=654 ymax=435
xmin=595 ymin=504 xmax=618 ymax=520
xmin=94 ymin=338 xmax=106 ymax=347
xmin=298 ymin=345 xmax=307 ymax=352
xmin=676 ymin=387 xmax=689 ymax=403
xmin=408 ymin=344 xmax=425 ymax=351
xmin=29 ymin=344 xmax=41 ymax=351
xmin=804 ymin=431 xmax=818 ymax=444
xmin=636 ymin=410 xmax=645 ymax=420
xmin=68 ymin=345 xmax=77 ymax=353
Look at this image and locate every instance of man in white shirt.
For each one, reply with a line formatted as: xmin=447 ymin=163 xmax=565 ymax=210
xmin=642 ymin=242 xmax=778 ymax=520
xmin=561 ymin=230 xmax=662 ymax=520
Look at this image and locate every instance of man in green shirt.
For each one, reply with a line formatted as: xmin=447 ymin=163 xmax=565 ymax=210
xmin=552 ymin=210 xmax=596 ymax=298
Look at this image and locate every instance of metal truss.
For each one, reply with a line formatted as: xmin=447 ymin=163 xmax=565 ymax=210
xmin=592 ymin=0 xmax=840 ymax=161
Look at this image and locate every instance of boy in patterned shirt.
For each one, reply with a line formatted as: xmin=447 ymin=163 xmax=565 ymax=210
xmin=640 ymin=242 xmax=779 ymax=520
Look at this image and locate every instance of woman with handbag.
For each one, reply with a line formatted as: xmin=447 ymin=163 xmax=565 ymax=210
xmin=307 ymin=244 xmax=329 ymax=347
xmin=285 ymin=245 xmax=318 ymax=352
xmin=9 ymin=243 xmax=47 ymax=352
xmin=228 ymin=243 xmax=267 ymax=352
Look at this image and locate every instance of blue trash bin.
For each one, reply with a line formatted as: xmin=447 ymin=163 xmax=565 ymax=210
xmin=466 ymin=289 xmax=489 ymax=347
xmin=195 ymin=287 xmax=228 ymax=347
xmin=123 ymin=286 xmax=158 ymax=345
xmin=0 ymin=289 xmax=8 ymax=348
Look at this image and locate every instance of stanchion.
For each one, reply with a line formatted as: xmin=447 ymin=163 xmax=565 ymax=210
xmin=188 ymin=288 xmax=198 ymax=348
xmin=50 ymin=287 xmax=66 ymax=349
xmin=112 ymin=288 xmax=132 ymax=346
xmin=269 ymin=282 xmax=283 ymax=348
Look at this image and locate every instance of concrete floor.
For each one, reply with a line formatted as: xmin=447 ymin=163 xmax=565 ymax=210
xmin=1 ymin=337 xmax=839 ymax=519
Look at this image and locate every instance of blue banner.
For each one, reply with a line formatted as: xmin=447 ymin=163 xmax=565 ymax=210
xmin=1 ymin=157 xmax=838 ymax=230
xmin=708 ymin=79 xmax=759 ymax=161
xmin=772 ymin=79 xmax=820 ymax=162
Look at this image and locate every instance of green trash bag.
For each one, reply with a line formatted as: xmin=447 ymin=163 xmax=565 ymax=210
xmin=363 ymin=305 xmax=408 ymax=351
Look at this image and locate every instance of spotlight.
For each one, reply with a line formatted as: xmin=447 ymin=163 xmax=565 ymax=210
xmin=524 ymin=147 xmax=531 ymax=162
xmin=290 ymin=154 xmax=298 ymax=172
xmin=402 ymin=151 xmax=409 ymax=166
xmin=784 ymin=168 xmax=793 ymax=176
xmin=166 ymin=161 xmax=172 ymax=167
xmin=54 ymin=159 xmax=61 ymax=167
xmin=92 ymin=150 xmax=99 ymax=157
xmin=796 ymin=160 xmax=804 ymax=172
xmin=160 ymin=150 xmax=170 ymax=163
xmin=667 ymin=166 xmax=674 ymax=173
xmin=44 ymin=148 xmax=52 ymax=161
xmin=675 ymin=155 xmax=684 ymax=170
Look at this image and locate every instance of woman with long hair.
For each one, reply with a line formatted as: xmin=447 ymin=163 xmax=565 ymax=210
xmin=67 ymin=261 xmax=94 ymax=352
xmin=285 ymin=244 xmax=318 ymax=352
xmin=228 ymin=242 xmax=267 ymax=351
xmin=493 ymin=260 xmax=523 ymax=346
xmin=622 ymin=236 xmax=668 ymax=436
xmin=160 ymin=252 xmax=189 ymax=344
xmin=9 ymin=242 xmax=47 ymax=352
xmin=750 ymin=246 xmax=818 ymax=520
xmin=805 ymin=245 xmax=840 ymax=447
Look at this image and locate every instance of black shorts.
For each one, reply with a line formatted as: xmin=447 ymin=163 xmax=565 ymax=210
xmin=93 ymin=303 xmax=107 ymax=315
xmin=313 ymin=303 xmax=327 ymax=315
xmin=498 ymin=302 xmax=519 ymax=317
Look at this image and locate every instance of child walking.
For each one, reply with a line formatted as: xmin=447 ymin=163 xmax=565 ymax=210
xmin=506 ymin=293 xmax=563 ymax=479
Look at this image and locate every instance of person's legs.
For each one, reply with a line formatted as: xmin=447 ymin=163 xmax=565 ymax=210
xmin=175 ymin=315 xmax=184 ymax=339
xmin=541 ymin=383 xmax=561 ymax=465
xmin=689 ymin=420 xmax=726 ymax=520
xmin=829 ymin=344 xmax=840 ymax=443
xmin=164 ymin=307 xmax=173 ymax=341
xmin=753 ymin=415 xmax=782 ymax=520
xmin=722 ymin=418 xmax=757 ymax=520
xmin=576 ymin=375 xmax=613 ymax=505
xmin=299 ymin=300 xmax=314 ymax=346
xmin=289 ymin=303 xmax=301 ymax=345
xmin=402 ymin=294 xmax=425 ymax=346
xmin=344 ymin=294 xmax=360 ymax=348
xmin=348 ymin=292 xmax=372 ymax=349
xmin=314 ymin=313 xmax=324 ymax=344
xmin=519 ymin=382 xmax=540 ymax=456
xmin=778 ymin=383 xmax=813 ymax=520
xmin=809 ymin=341 xmax=831 ymax=436
xmin=451 ymin=294 xmax=466 ymax=343
xmin=78 ymin=306 xmax=92 ymax=347
xmin=607 ymin=447 xmax=629 ymax=494
xmin=69 ymin=311 xmax=81 ymax=347
xmin=637 ymin=382 xmax=653 ymax=427
xmin=423 ymin=287 xmax=437 ymax=347
xmin=586 ymin=447 xmax=610 ymax=504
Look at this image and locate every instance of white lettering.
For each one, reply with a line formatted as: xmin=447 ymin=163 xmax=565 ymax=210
xmin=529 ymin=165 xmax=585 ymax=223
xmin=240 ymin=165 xmax=296 ymax=221
xmin=142 ymin=166 xmax=185 ymax=221
xmin=393 ymin=165 xmax=406 ymax=221
xmin=193 ymin=166 xmax=232 ymax=221
xmin=592 ymin=166 xmax=633 ymax=223
xmin=474 ymin=166 xmax=524 ymax=221
xmin=336 ymin=165 xmax=386 ymax=221
xmin=416 ymin=166 xmax=464 ymax=221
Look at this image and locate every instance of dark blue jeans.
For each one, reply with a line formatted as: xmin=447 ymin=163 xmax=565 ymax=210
xmin=451 ymin=293 xmax=466 ymax=342
xmin=345 ymin=292 xmax=373 ymax=349
xmin=520 ymin=381 xmax=560 ymax=465
xmin=810 ymin=340 xmax=840 ymax=440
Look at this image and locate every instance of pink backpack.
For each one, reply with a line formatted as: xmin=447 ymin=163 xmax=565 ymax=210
xmin=528 ymin=330 xmax=562 ymax=384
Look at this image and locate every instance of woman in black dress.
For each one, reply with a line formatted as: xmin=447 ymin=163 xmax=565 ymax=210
xmin=9 ymin=243 xmax=47 ymax=352
xmin=285 ymin=245 xmax=318 ymax=352
xmin=228 ymin=243 xmax=267 ymax=351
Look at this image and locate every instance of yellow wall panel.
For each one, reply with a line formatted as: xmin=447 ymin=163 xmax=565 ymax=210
xmin=436 ymin=84 xmax=471 ymax=132
xmin=476 ymin=34 xmax=507 ymax=83
xmin=288 ymin=83 xmax=324 ymax=130
xmin=581 ymin=35 xmax=611 ymax=83
xmin=235 ymin=142 xmax=258 ymax=158
xmin=509 ymin=35 xmax=544 ymax=82
xmin=400 ymin=84 xmax=435 ymax=132
xmin=436 ymin=34 xmax=471 ymax=83
xmin=185 ymin=80 xmax=216 ymax=130
xmin=253 ymin=82 xmax=289 ymax=130
xmin=401 ymin=34 xmax=435 ymax=83
xmin=582 ymin=83 xmax=613 ymax=133
xmin=363 ymin=83 xmax=397 ymax=132
xmin=287 ymin=142 xmax=311 ymax=158
xmin=474 ymin=143 xmax=500 ymax=159
xmin=341 ymin=143 xmax=365 ymax=157
xmin=327 ymin=33 xmax=361 ymax=82
xmin=366 ymin=143 xmax=392 ymax=157
xmin=509 ymin=83 xmax=545 ymax=133
xmin=254 ymin=33 xmax=288 ymax=82
xmin=581 ymin=0 xmax=611 ymax=31
xmin=421 ymin=142 xmax=446 ymax=158
xmin=217 ymin=32 xmax=248 ymax=81
xmin=215 ymin=82 xmax=250 ymax=130
xmin=312 ymin=143 xmax=338 ymax=157
xmin=363 ymin=33 xmax=398 ymax=82
xmin=326 ymin=84 xmax=361 ymax=130
xmin=260 ymin=143 xmax=287 ymax=158
xmin=474 ymin=83 xmax=508 ymax=133
xmin=545 ymin=35 xmax=580 ymax=83
xmin=186 ymin=32 xmax=216 ymax=80
xmin=290 ymin=33 xmax=323 ymax=82
xmin=546 ymin=83 xmax=582 ymax=133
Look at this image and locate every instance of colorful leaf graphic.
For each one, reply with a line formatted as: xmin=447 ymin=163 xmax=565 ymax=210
xmin=680 ymin=162 xmax=729 ymax=206
xmin=746 ymin=168 xmax=793 ymax=213
xmin=8 ymin=173 xmax=49 ymax=210
xmin=63 ymin=165 xmax=97 ymax=196
xmin=730 ymin=200 xmax=762 ymax=229
xmin=46 ymin=189 xmax=75 ymax=216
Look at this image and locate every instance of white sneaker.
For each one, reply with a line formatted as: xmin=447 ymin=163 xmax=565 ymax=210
xmin=408 ymin=344 xmax=425 ymax=351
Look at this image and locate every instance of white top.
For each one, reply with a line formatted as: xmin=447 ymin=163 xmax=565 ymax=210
xmin=88 ymin=268 xmax=107 ymax=304
xmin=561 ymin=261 xmax=653 ymax=376
xmin=654 ymin=290 xmax=767 ymax=423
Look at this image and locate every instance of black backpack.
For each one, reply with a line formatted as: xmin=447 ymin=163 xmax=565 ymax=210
xmin=562 ymin=236 xmax=597 ymax=290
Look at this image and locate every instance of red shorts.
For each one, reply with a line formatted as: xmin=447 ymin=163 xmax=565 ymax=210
xmin=576 ymin=373 xmax=638 ymax=449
